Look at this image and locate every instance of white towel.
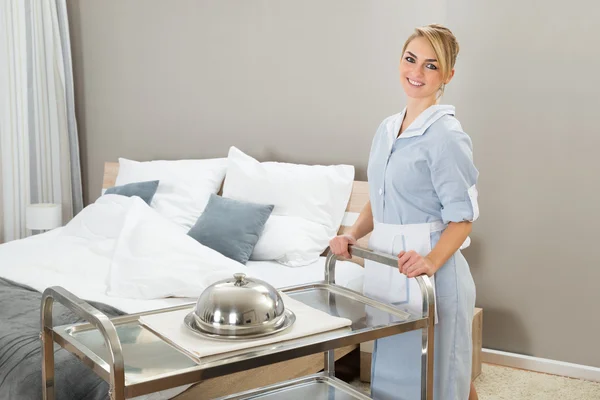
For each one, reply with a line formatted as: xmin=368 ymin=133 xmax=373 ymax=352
xmin=139 ymin=293 xmax=352 ymax=360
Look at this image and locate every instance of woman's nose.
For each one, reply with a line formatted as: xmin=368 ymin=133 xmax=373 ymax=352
xmin=413 ymin=66 xmax=425 ymax=79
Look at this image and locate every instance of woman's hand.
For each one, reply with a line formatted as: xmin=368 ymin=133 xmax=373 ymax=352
xmin=398 ymin=250 xmax=437 ymax=278
xmin=329 ymin=234 xmax=357 ymax=259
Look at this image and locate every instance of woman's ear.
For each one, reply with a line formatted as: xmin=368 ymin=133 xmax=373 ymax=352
xmin=445 ymin=68 xmax=455 ymax=84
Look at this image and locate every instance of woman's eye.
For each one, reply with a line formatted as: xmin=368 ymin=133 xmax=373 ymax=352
xmin=405 ymin=57 xmax=415 ymax=63
xmin=426 ymin=64 xmax=438 ymax=70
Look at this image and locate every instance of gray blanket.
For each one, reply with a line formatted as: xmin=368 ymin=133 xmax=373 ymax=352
xmin=0 ymin=278 xmax=125 ymax=400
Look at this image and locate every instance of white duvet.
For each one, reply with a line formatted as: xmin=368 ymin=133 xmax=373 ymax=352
xmin=0 ymin=195 xmax=249 ymax=312
xmin=0 ymin=195 xmax=363 ymax=314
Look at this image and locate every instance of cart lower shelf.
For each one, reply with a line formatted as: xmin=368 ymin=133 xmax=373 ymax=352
xmin=216 ymin=373 xmax=371 ymax=400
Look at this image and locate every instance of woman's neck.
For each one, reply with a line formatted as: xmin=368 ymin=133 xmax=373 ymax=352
xmin=399 ymin=95 xmax=438 ymax=136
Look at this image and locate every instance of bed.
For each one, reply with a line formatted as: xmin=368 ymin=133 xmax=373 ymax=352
xmin=0 ymin=148 xmax=372 ymax=399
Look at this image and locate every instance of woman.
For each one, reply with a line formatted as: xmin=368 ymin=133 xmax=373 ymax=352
xmin=330 ymin=24 xmax=479 ymax=400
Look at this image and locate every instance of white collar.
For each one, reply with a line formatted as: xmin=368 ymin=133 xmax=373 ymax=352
xmin=386 ymin=105 xmax=455 ymax=144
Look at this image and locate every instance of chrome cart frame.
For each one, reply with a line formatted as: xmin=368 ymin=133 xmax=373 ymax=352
xmin=41 ymin=245 xmax=435 ymax=400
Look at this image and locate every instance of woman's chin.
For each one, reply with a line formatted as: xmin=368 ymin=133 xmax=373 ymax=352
xmin=401 ymin=84 xmax=437 ymax=101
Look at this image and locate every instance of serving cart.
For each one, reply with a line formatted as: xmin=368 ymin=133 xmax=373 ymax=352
xmin=41 ymin=246 xmax=436 ymax=400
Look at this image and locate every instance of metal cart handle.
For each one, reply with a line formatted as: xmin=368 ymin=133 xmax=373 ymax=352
xmin=41 ymin=286 xmax=124 ymax=400
xmin=325 ymin=244 xmax=435 ymax=400
xmin=325 ymin=244 xmax=435 ymax=320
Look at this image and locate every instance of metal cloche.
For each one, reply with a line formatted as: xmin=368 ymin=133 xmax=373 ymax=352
xmin=189 ymin=273 xmax=295 ymax=339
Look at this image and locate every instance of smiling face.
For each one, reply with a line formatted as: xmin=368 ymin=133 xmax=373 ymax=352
xmin=399 ymin=36 xmax=454 ymax=102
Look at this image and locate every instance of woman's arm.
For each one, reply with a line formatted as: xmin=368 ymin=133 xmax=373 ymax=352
xmin=400 ymin=129 xmax=479 ymax=278
xmin=347 ymin=200 xmax=374 ymax=241
xmin=399 ymin=220 xmax=472 ymax=278
xmin=329 ymin=201 xmax=374 ymax=259
xmin=425 ymin=221 xmax=472 ymax=272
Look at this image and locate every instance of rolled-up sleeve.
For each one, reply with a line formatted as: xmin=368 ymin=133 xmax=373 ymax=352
xmin=430 ymin=131 xmax=480 ymax=224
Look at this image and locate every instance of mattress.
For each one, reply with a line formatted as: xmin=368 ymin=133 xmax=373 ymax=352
xmin=0 ymin=229 xmax=362 ymax=315
xmin=2 ymin=194 xmax=367 ymax=312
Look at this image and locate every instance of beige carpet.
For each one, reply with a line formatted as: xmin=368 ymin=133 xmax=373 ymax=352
xmin=349 ymin=363 xmax=600 ymax=399
xmin=474 ymin=363 xmax=600 ymax=400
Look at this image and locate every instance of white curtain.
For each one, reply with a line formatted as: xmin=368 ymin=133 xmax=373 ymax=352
xmin=0 ymin=0 xmax=83 ymax=243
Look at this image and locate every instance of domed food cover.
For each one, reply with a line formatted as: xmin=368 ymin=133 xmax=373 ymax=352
xmin=185 ymin=273 xmax=296 ymax=339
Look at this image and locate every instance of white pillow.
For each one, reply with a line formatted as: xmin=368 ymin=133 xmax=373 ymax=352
xmin=115 ymin=157 xmax=228 ymax=230
xmin=222 ymin=147 xmax=354 ymax=266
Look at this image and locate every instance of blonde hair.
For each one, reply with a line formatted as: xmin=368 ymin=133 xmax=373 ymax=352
xmin=402 ymin=24 xmax=460 ymax=97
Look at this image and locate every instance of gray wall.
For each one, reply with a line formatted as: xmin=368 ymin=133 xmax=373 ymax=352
xmin=66 ymin=0 xmax=600 ymax=367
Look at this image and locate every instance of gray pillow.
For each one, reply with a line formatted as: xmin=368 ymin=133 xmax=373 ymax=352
xmin=188 ymin=194 xmax=274 ymax=264
xmin=104 ymin=180 xmax=159 ymax=205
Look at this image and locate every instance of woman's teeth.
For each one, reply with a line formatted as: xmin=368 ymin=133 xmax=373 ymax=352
xmin=408 ymin=78 xmax=424 ymax=87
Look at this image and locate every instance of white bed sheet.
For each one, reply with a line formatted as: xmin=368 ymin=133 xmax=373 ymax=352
xmin=0 ymin=227 xmax=363 ymax=314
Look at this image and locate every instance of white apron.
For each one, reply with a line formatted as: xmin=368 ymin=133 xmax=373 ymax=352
xmin=363 ymin=220 xmax=445 ymax=324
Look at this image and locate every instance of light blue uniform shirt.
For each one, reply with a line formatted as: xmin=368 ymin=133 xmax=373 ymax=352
xmin=367 ymin=104 xmax=479 ymax=227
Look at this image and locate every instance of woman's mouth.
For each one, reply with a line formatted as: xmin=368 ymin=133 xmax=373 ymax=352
xmin=407 ymin=78 xmax=425 ymax=87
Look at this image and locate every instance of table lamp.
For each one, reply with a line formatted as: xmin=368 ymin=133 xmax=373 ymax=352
xmin=26 ymin=203 xmax=62 ymax=233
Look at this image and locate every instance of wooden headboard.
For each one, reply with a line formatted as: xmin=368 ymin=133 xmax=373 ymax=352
xmin=103 ymin=161 xmax=371 ymax=251
xmin=102 ymin=162 xmax=120 ymax=189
